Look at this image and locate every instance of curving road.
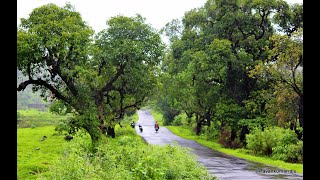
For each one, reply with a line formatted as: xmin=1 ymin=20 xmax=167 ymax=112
xmin=135 ymin=109 xmax=303 ymax=180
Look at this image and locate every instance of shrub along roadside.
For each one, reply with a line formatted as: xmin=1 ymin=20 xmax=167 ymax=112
xmin=246 ymin=126 xmax=303 ymax=163
xmin=43 ymin=125 xmax=216 ymax=179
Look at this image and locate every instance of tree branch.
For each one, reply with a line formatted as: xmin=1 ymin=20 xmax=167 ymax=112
xmin=17 ymin=78 xmax=71 ymax=104
xmin=47 ymin=48 xmax=79 ymax=97
xmin=101 ymin=63 xmax=126 ymax=94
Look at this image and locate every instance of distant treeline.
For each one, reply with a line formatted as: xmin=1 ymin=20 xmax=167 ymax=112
xmin=17 ymin=69 xmax=49 ymax=110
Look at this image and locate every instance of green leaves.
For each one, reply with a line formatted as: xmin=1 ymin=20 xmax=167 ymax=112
xmin=93 ymin=15 xmax=164 ymax=120
xmin=17 ymin=4 xmax=164 ymax=142
xmin=17 ymin=3 xmax=94 ymax=92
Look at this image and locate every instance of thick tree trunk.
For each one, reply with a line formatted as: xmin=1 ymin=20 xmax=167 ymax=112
xmin=291 ymin=95 xmax=303 ymax=140
xmin=240 ymin=125 xmax=249 ymax=145
xmin=85 ymin=125 xmax=101 ymax=145
xmin=95 ymin=91 xmax=108 ymax=136
xmin=230 ymin=128 xmax=237 ymax=142
xmin=220 ymin=121 xmax=225 ymax=131
xmin=296 ymin=95 xmax=303 ymax=140
xmin=298 ymin=94 xmax=303 ymax=128
xmin=205 ymin=110 xmax=211 ymax=127
xmin=107 ymin=126 xmax=115 ymax=138
xmin=195 ymin=115 xmax=202 ymax=135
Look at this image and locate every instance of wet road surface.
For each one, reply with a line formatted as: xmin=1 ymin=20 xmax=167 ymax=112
xmin=135 ymin=109 xmax=303 ymax=180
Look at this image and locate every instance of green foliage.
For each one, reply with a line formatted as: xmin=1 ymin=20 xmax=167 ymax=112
xmin=172 ymin=113 xmax=187 ymax=126
xmin=245 ymin=126 xmax=302 ymax=163
xmin=42 ymin=127 xmax=215 ymax=179
xmin=49 ymin=100 xmax=73 ymax=115
xmin=202 ymin=125 xmax=220 ymax=141
xmin=152 ymin=95 xmax=180 ymax=125
xmin=273 ymin=3 xmax=303 ymax=35
xmin=238 ymin=117 xmax=274 ymax=131
xmin=54 ymin=117 xmax=78 ymax=135
xmin=272 ymin=139 xmax=303 ymax=163
xmin=17 ymin=2 xmax=164 ymax=144
xmin=215 ymin=100 xmax=245 ymax=125
xmin=153 ymin=0 xmax=303 ymax=150
xmin=248 ymin=28 xmax=303 ymax=131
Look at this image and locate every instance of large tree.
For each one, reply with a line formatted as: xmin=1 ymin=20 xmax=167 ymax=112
xmin=249 ymin=28 xmax=303 ymax=138
xmin=17 ymin=3 xmax=164 ymax=144
xmin=156 ymin=0 xmax=302 ymax=146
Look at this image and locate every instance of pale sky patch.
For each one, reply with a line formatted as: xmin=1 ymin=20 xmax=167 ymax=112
xmin=17 ymin=0 xmax=208 ymax=33
xmin=17 ymin=0 xmax=302 ymax=33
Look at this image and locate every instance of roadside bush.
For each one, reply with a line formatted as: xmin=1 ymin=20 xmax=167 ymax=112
xmin=245 ymin=127 xmax=264 ymax=154
xmin=246 ymin=126 xmax=302 ymax=162
xmin=246 ymin=126 xmax=285 ymax=155
xmin=172 ymin=113 xmax=188 ymax=126
xmin=203 ymin=125 xmax=219 ymax=141
xmin=45 ymin=130 xmax=216 ymax=179
xmin=272 ymin=140 xmax=303 ymax=163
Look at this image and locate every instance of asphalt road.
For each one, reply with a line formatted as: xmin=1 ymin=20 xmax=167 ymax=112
xmin=135 ymin=109 xmax=303 ymax=180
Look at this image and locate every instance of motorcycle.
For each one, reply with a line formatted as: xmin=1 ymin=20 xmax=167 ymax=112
xmin=139 ymin=124 xmax=143 ymax=133
xmin=130 ymin=122 xmax=135 ymax=128
xmin=155 ymin=121 xmax=159 ymax=133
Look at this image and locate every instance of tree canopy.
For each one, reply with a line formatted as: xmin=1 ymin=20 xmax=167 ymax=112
xmin=155 ymin=0 xmax=303 ymax=146
xmin=17 ymin=3 xmax=164 ymax=144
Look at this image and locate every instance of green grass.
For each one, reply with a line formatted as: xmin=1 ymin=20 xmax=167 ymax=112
xmin=166 ymin=126 xmax=303 ymax=174
xmin=17 ymin=126 xmax=67 ymax=179
xmin=17 ymin=108 xmax=72 ymax=127
xmin=18 ymin=112 xmax=215 ymax=179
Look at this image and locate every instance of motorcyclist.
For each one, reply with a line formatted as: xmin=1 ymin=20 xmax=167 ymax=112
xmin=130 ymin=121 xmax=135 ymax=128
xmin=139 ymin=123 xmax=143 ymax=132
xmin=155 ymin=121 xmax=159 ymax=132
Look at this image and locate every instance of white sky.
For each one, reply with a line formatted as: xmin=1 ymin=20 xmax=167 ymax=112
xmin=17 ymin=0 xmax=208 ymax=33
xmin=17 ymin=0 xmax=303 ymax=34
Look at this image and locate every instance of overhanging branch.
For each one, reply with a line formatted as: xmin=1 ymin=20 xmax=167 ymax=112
xmin=17 ymin=79 xmax=71 ymax=104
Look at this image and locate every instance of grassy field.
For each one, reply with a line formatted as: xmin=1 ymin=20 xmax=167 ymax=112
xmin=17 ymin=111 xmax=215 ymax=179
xmin=149 ymin=110 xmax=303 ymax=174
xmin=17 ymin=108 xmax=71 ymax=179
xmin=17 ymin=108 xmax=72 ymax=128
xmin=17 ymin=126 xmax=67 ymax=179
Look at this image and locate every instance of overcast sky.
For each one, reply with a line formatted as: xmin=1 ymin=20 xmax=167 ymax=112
xmin=17 ymin=0 xmax=303 ymax=34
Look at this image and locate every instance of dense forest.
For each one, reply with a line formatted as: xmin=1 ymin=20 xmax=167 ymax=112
xmin=152 ymin=0 xmax=303 ymax=163
xmin=17 ymin=0 xmax=302 ymax=164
